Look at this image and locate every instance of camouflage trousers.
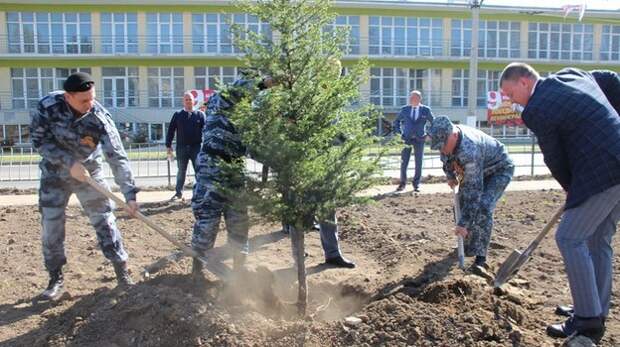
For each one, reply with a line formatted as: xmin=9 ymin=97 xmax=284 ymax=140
xmin=191 ymin=155 xmax=249 ymax=255
xmin=462 ymin=165 xmax=514 ymax=257
xmin=39 ymin=172 xmax=128 ymax=272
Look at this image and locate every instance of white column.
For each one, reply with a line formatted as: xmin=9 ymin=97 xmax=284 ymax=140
xmin=92 ymin=12 xmax=101 ymax=54
xmin=0 ymin=11 xmax=8 ymax=54
xmin=520 ymin=21 xmax=528 ymax=59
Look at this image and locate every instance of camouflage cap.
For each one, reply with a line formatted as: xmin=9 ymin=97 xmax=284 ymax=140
xmin=426 ymin=116 xmax=454 ymax=150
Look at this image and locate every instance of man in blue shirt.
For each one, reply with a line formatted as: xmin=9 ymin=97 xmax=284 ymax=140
xmin=165 ymin=92 xmax=206 ymax=200
xmin=393 ymin=90 xmax=434 ymax=192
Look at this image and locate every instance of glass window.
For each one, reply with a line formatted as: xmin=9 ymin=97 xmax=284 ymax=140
xmin=324 ymin=16 xmax=360 ymax=55
xmin=101 ymin=12 xmax=138 ymax=54
xmin=194 ymin=66 xmax=239 ymax=90
xmin=10 ymin=67 xmax=91 ymax=109
xmin=369 ymin=68 xmax=442 ymax=108
xmin=147 ymin=67 xmax=185 ymax=108
xmin=146 ymin=12 xmax=183 ymax=54
xmin=528 ymin=22 xmax=593 ymax=61
xmin=368 ymin=16 xmax=443 ymax=57
xmin=102 ymin=67 xmax=139 ymax=108
xmin=452 ymin=19 xmax=519 ymax=58
xmin=192 ymin=13 xmax=272 ymax=54
xmin=601 ymin=25 xmax=620 ymax=61
xmin=6 ymin=12 xmax=92 ymax=54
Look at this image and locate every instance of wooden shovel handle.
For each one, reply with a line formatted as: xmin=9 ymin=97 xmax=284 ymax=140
xmin=84 ymin=176 xmax=203 ymax=260
xmin=524 ymin=205 xmax=565 ymax=255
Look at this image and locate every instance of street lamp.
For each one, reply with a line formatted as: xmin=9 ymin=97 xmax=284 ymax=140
xmin=467 ymin=0 xmax=483 ymax=127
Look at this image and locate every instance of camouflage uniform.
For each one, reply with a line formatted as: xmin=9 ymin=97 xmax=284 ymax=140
xmin=191 ymin=79 xmax=260 ymax=255
xmin=31 ymin=91 xmax=138 ymax=272
xmin=428 ymin=116 xmax=514 ymax=258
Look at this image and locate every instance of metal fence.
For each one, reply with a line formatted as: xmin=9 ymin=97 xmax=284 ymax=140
xmin=0 ymin=135 xmax=549 ymax=184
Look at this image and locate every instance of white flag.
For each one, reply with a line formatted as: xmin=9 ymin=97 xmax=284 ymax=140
xmin=561 ymin=2 xmax=587 ymax=21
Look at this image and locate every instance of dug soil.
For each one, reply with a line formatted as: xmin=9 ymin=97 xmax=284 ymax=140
xmin=0 ymin=189 xmax=618 ymax=346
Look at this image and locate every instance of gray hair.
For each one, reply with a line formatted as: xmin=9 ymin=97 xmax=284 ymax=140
xmin=183 ymin=91 xmax=194 ymax=100
xmin=500 ymin=62 xmax=540 ymax=85
xmin=409 ymin=90 xmax=422 ymax=98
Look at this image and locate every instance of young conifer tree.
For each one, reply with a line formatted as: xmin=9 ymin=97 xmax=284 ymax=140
xmin=227 ymin=0 xmax=384 ymax=315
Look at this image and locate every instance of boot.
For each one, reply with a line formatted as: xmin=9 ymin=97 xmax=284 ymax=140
xmin=192 ymin=249 xmax=206 ymax=280
xmin=41 ymin=268 xmax=64 ymax=300
xmin=192 ymin=257 xmax=204 ymax=277
xmin=547 ymin=316 xmax=605 ymax=343
xmin=113 ymin=262 xmax=134 ymax=287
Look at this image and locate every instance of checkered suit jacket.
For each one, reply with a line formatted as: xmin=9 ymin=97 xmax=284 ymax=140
xmin=522 ymin=68 xmax=620 ymax=209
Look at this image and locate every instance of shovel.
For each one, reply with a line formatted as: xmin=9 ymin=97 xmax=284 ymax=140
xmin=84 ymin=176 xmax=230 ymax=279
xmin=494 ymin=205 xmax=564 ymax=288
xmin=452 ymin=187 xmax=466 ymax=269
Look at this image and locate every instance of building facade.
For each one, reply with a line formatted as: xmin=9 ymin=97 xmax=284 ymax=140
xmin=1 ymin=0 xmax=619 ymax=145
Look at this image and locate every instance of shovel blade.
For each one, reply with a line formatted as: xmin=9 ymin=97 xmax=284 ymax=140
xmin=196 ymin=255 xmax=232 ymax=279
xmin=494 ymin=249 xmax=523 ymax=288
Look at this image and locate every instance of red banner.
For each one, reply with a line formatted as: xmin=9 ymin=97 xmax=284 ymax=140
xmin=487 ymin=91 xmax=523 ymax=126
xmin=188 ymin=89 xmax=215 ymax=111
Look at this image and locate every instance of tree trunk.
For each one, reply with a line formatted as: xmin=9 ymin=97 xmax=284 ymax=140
xmin=290 ymin=223 xmax=307 ymax=316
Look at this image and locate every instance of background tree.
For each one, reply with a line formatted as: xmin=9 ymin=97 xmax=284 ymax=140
xmin=227 ymin=0 xmax=385 ymax=315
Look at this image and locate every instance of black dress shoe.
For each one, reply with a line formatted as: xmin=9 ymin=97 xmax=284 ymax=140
xmin=325 ymin=256 xmax=356 ymax=269
xmin=396 ymin=184 xmax=405 ymax=192
xmin=555 ymin=304 xmax=574 ymax=317
xmin=547 ymin=316 xmax=605 ymax=343
xmin=413 ymin=186 xmax=420 ymax=192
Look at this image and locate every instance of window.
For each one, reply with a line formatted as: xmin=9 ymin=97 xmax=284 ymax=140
xmin=150 ymin=123 xmax=164 ymax=142
xmin=528 ymin=22 xmax=593 ymax=60
xmin=4 ymin=125 xmax=19 ymax=145
xmin=7 ymin=12 xmax=92 ymax=54
xmin=194 ymin=66 xmax=239 ymax=89
xmin=11 ymin=67 xmax=91 ymax=109
xmin=451 ymin=20 xmax=519 ymax=58
xmin=479 ymin=21 xmax=520 ymax=58
xmin=369 ymin=16 xmax=443 ymax=56
xmin=451 ymin=69 xmax=500 ymax=107
xmin=192 ymin=13 xmax=271 ymax=54
xmin=370 ymin=68 xmax=442 ymax=108
xmin=146 ymin=13 xmax=183 ymax=54
xmin=148 ymin=67 xmax=185 ymax=108
xmin=102 ymin=67 xmax=139 ymax=108
xmin=452 ymin=69 xmax=468 ymax=107
xmin=101 ymin=12 xmax=138 ymax=54
xmin=324 ymin=16 xmax=360 ymax=55
xmin=477 ymin=70 xmax=501 ymax=107
xmin=601 ymin=25 xmax=620 ymax=61
xmin=451 ymin=19 xmax=471 ymax=57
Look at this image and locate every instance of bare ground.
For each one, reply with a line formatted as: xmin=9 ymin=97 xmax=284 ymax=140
xmin=0 ymin=189 xmax=618 ymax=346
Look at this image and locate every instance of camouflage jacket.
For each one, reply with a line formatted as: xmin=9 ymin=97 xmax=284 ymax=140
xmin=201 ymin=79 xmax=262 ymax=161
xmin=441 ymin=125 xmax=513 ymax=229
xmin=31 ymin=91 xmax=138 ymax=202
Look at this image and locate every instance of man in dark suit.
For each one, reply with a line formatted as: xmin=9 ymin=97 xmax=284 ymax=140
xmin=393 ymin=90 xmax=434 ymax=192
xmin=500 ymin=63 xmax=620 ymax=345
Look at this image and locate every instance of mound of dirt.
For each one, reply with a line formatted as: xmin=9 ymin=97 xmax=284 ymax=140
xmin=1 ymin=190 xmax=619 ymax=347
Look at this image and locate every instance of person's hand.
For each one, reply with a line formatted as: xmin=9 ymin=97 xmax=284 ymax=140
xmin=454 ymin=225 xmax=468 ymax=238
xmin=125 ymin=200 xmax=139 ymax=218
xmin=263 ymin=76 xmax=279 ymax=88
xmin=447 ymin=179 xmax=458 ymax=189
xmin=167 ymin=148 xmax=173 ymax=160
xmin=69 ymin=162 xmax=89 ymax=182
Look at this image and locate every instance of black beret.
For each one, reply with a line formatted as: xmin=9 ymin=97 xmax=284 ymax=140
xmin=63 ymin=72 xmax=94 ymax=92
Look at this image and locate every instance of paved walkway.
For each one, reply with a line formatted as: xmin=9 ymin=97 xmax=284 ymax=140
xmin=0 ymin=180 xmax=561 ymax=207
